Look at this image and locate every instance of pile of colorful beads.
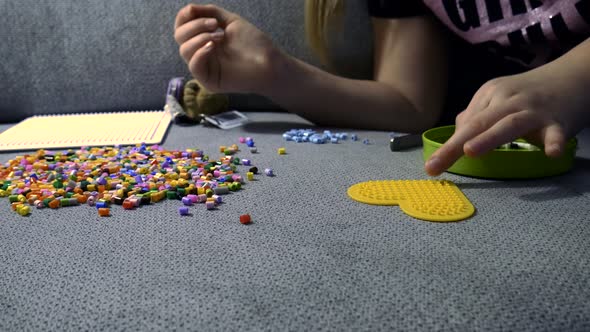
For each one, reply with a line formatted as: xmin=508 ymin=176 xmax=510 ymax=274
xmin=0 ymin=143 xmax=268 ymax=217
xmin=282 ymin=129 xmax=363 ymax=144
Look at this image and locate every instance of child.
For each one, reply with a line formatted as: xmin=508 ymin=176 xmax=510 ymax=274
xmin=174 ymin=1 xmax=590 ymax=176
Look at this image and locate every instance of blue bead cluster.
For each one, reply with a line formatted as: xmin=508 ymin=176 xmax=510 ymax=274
xmin=282 ymin=129 xmax=359 ymax=144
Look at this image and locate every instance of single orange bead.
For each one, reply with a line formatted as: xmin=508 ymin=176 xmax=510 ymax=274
xmin=98 ymin=208 xmax=110 ymax=217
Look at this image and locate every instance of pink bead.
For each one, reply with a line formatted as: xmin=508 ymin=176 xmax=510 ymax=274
xmin=197 ymin=194 xmax=208 ymax=203
xmin=187 ymin=194 xmax=198 ymax=203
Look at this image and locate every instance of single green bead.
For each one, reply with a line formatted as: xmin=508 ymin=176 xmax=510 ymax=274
xmin=166 ymin=191 xmax=178 ymax=200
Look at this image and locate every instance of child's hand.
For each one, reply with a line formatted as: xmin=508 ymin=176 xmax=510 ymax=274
xmin=425 ymin=60 xmax=590 ymax=176
xmin=174 ymin=4 xmax=279 ymax=94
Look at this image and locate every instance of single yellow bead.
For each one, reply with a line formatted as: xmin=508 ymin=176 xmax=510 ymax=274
xmin=17 ymin=205 xmax=31 ymax=216
xmin=17 ymin=194 xmax=26 ymax=203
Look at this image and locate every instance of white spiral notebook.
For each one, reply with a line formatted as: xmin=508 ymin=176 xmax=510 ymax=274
xmin=0 ymin=110 xmax=173 ymax=151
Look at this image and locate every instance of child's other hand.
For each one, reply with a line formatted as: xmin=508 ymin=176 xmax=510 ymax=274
xmin=425 ymin=62 xmax=589 ymax=176
xmin=174 ymin=4 xmax=279 ymax=94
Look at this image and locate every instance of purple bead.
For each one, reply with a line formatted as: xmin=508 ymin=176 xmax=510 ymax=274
xmin=178 ymin=206 xmax=190 ymax=216
xmin=181 ymin=197 xmax=193 ymax=206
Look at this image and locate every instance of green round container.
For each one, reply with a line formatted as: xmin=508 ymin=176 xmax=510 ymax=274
xmin=422 ymin=125 xmax=577 ymax=179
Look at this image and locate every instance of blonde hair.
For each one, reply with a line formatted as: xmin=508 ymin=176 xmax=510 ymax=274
xmin=304 ymin=0 xmax=344 ymax=65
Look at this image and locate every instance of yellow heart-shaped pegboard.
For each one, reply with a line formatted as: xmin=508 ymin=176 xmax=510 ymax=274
xmin=347 ymin=180 xmax=475 ymax=222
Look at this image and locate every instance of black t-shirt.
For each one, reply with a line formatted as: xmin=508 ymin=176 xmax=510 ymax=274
xmin=368 ymin=0 xmax=428 ymax=18
xmin=369 ymin=1 xmax=590 ymax=68
xmin=366 ymin=0 xmax=527 ymax=125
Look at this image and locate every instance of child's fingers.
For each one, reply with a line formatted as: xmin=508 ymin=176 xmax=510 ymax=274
xmin=461 ymin=102 xmax=489 ymax=125
xmin=424 ymin=121 xmax=484 ymax=176
xmin=462 ymin=110 xmax=540 ymax=157
xmin=454 ymin=110 xmax=468 ymax=126
xmin=179 ymin=29 xmax=224 ymax=62
xmin=174 ymin=17 xmax=219 ymax=44
xmin=187 ymin=40 xmax=216 ymax=86
xmin=541 ymin=124 xmax=566 ymax=158
xmin=458 ymin=81 xmax=495 ymax=124
xmin=425 ymin=104 xmax=512 ymax=176
xmin=424 ymin=133 xmax=466 ymax=176
xmin=175 ymin=4 xmax=199 ymax=29
xmin=175 ymin=4 xmax=233 ymax=30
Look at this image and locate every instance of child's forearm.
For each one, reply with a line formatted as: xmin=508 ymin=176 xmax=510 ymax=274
xmin=551 ymin=37 xmax=590 ymax=81
xmin=545 ymin=37 xmax=590 ymax=128
xmin=260 ymin=52 xmax=441 ymax=133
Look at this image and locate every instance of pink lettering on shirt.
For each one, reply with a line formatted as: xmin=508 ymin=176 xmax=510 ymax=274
xmin=423 ymin=0 xmax=590 ymax=66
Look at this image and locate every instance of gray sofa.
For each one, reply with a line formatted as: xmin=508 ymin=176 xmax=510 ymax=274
xmin=1 ymin=1 xmax=590 ymax=331
xmin=0 ymin=0 xmax=373 ymax=123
